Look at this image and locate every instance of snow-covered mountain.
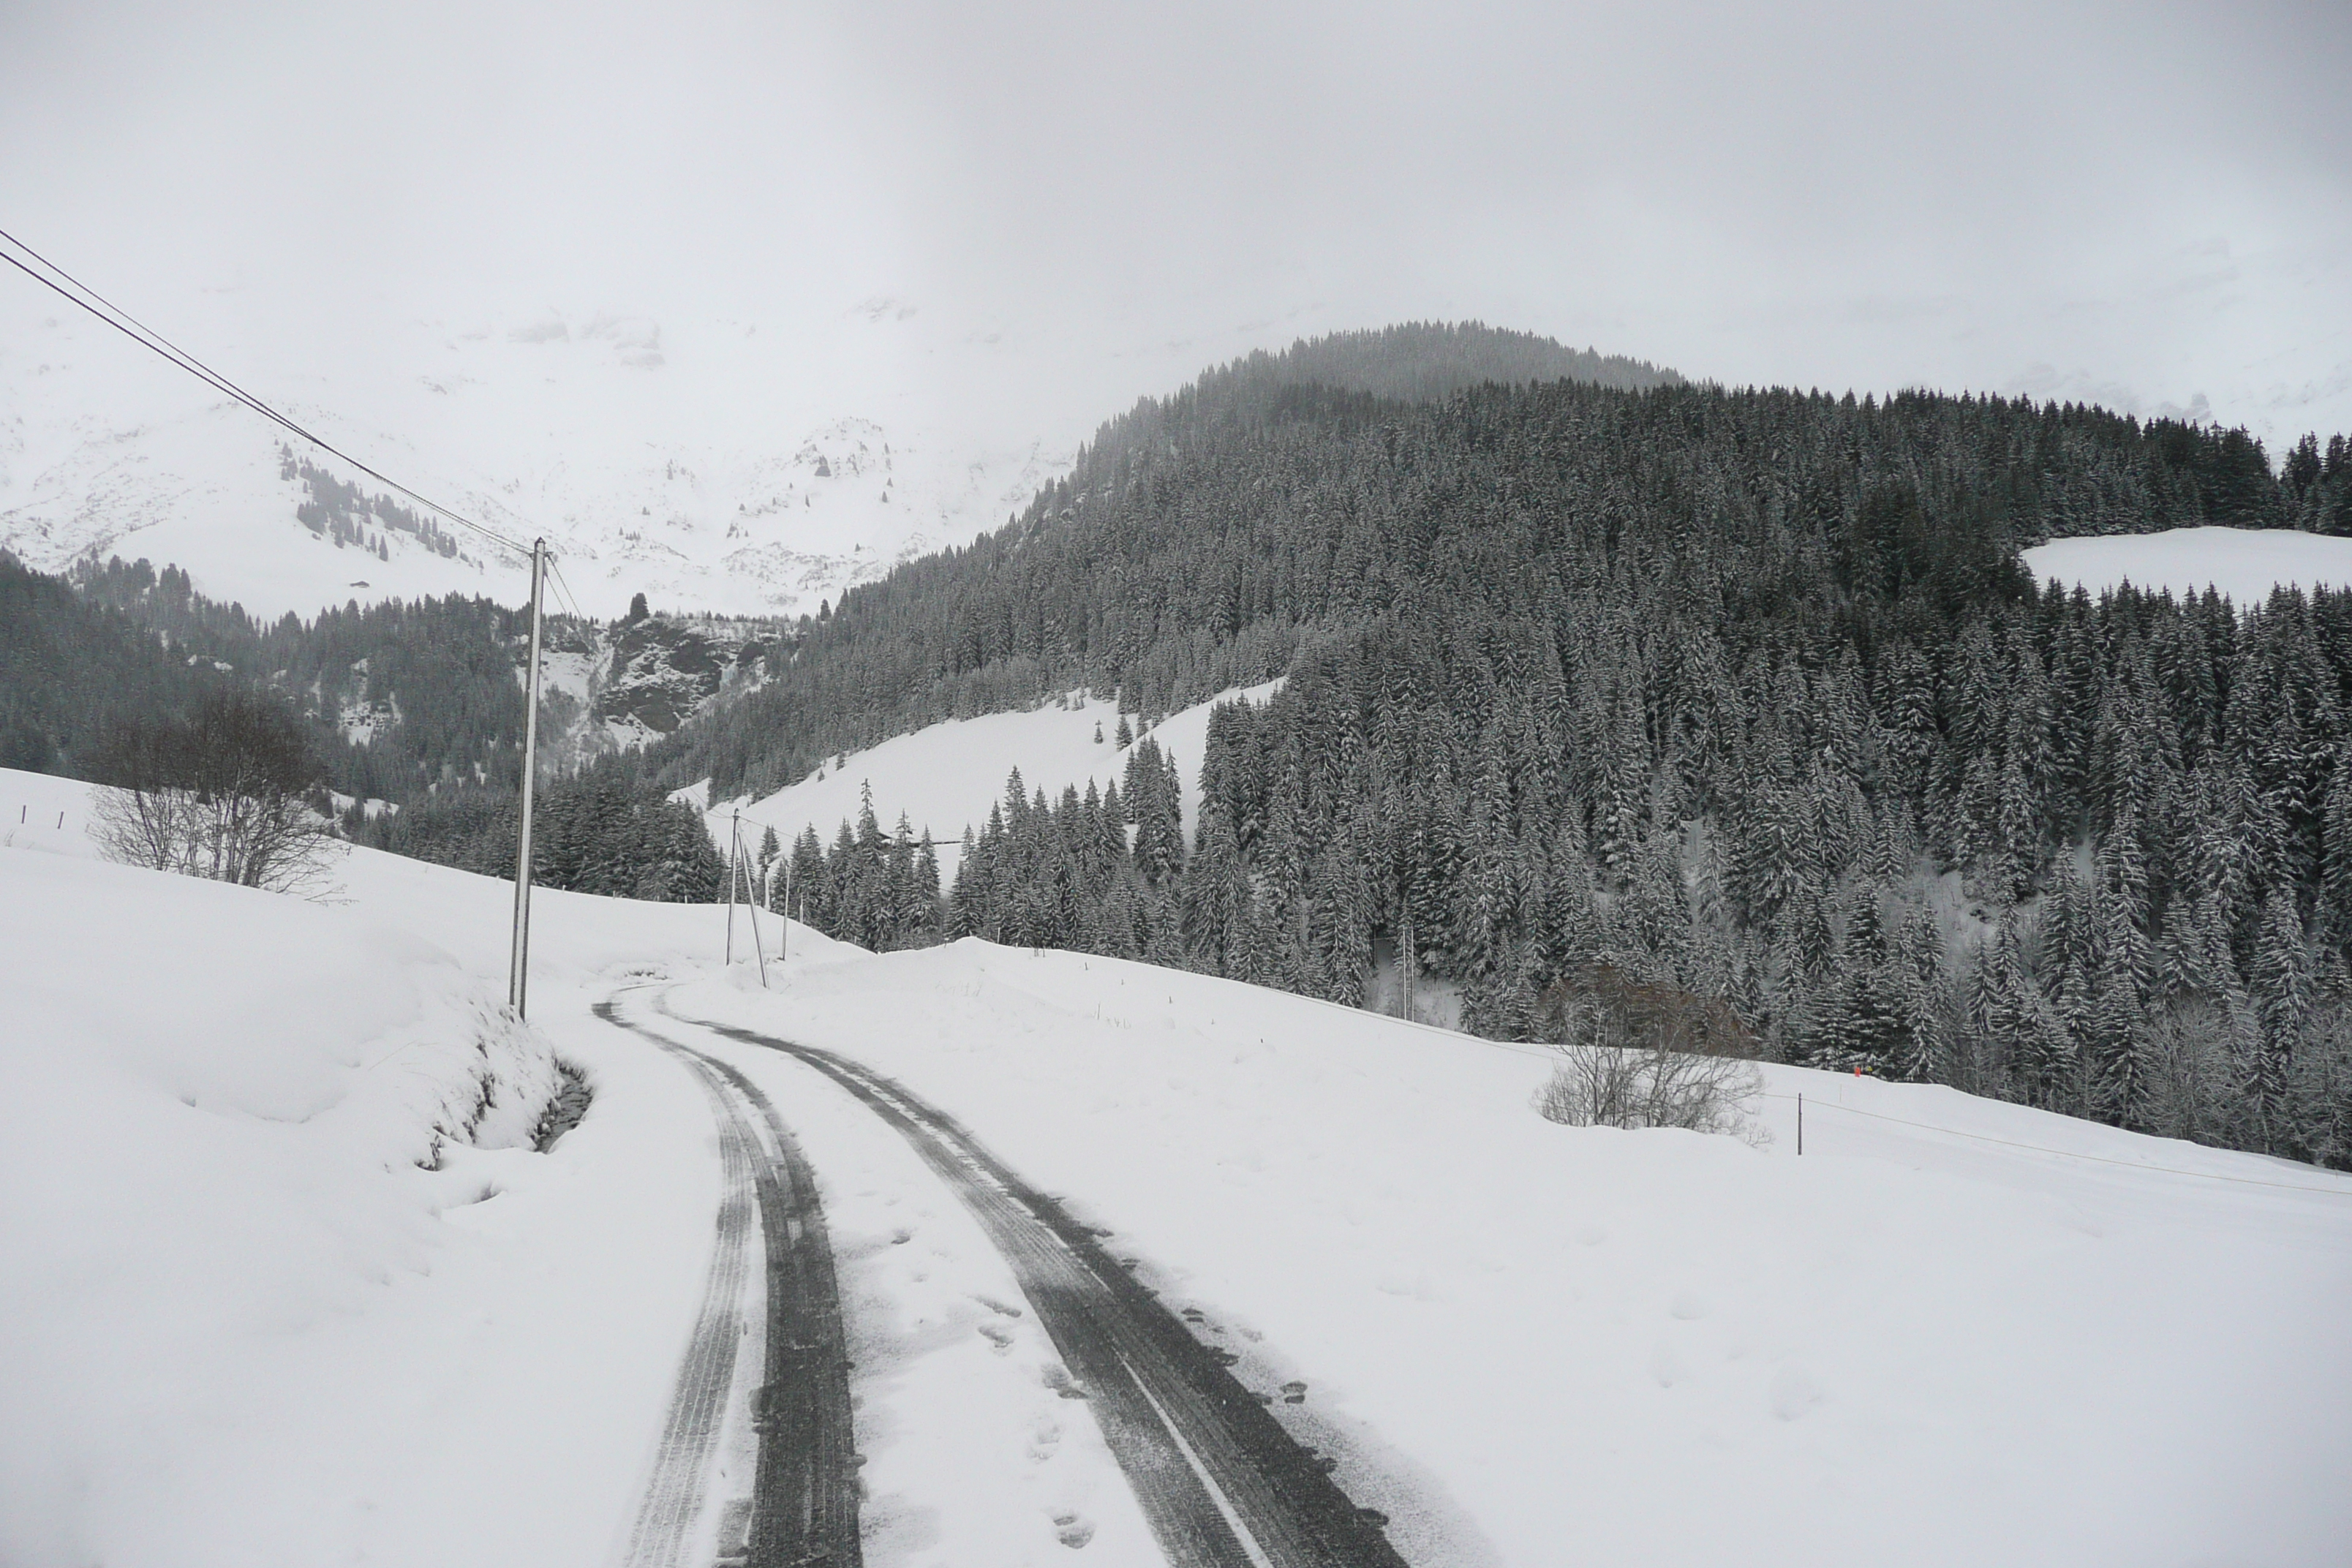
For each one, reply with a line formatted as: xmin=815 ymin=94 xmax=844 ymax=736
xmin=0 ymin=293 xmax=1080 ymax=622
xmin=0 ymin=287 xmax=1695 ymax=630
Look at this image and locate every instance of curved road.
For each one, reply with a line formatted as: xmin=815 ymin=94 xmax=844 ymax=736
xmin=597 ymin=996 xmax=862 ymax=1568
xmin=650 ymin=991 xmax=1411 ymax=1568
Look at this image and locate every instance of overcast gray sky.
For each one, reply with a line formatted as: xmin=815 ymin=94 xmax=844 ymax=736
xmin=5 ymin=0 xmax=2349 ymax=448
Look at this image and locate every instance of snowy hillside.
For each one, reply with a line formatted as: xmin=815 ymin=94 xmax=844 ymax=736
xmin=5 ymin=764 xmax=2348 ymax=1567
xmin=0 ymin=292 xmax=1686 ymax=630
xmin=2024 ymin=524 xmax=2352 ymax=605
xmin=708 ymin=679 xmax=1284 ymax=877
xmin=0 ymin=769 xmax=840 ymax=1567
xmin=0 ymin=295 xmax=1073 ymax=622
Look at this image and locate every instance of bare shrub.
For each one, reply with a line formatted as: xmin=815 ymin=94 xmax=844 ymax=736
xmin=87 ymin=690 xmax=335 ymax=896
xmin=1534 ymin=965 xmax=1768 ymax=1142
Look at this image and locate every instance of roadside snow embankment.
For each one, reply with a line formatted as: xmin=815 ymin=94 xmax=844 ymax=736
xmin=0 ymin=843 xmax=562 ymax=1564
xmin=0 ymin=766 xmax=806 ymax=1568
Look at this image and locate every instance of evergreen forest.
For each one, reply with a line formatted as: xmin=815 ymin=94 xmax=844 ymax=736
xmin=1 ymin=551 xmax=720 ymax=901
xmin=663 ymin=344 xmax=2352 ymax=1169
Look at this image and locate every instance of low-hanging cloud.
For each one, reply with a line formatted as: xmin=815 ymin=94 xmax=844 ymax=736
xmin=2 ymin=0 xmax=2346 ymax=450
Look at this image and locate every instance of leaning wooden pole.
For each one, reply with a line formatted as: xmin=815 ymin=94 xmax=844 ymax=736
xmin=508 ymin=538 xmax=546 ymax=1018
xmin=726 ymin=809 xmax=740 ymax=965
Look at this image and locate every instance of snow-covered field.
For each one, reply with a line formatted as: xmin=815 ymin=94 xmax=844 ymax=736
xmin=2024 ymin=525 xmax=2352 ymax=606
xmin=5 ymin=764 xmax=2351 ymax=1567
xmin=713 ymin=679 xmax=1284 ymax=879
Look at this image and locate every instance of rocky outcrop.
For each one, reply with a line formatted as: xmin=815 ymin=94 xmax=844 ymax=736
xmin=588 ymin=615 xmax=779 ymax=739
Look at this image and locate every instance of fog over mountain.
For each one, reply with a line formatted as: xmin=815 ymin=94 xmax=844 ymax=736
xmin=2 ymin=0 xmax=2346 ymax=617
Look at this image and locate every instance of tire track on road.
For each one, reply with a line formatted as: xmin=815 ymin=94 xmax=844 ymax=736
xmin=668 ymin=998 xmax=1410 ymax=1568
xmin=598 ymin=996 xmax=862 ymax=1568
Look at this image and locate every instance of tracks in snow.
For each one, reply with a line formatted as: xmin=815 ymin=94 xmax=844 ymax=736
xmin=595 ymin=996 xmax=861 ymax=1568
xmin=669 ymin=998 xmax=1411 ymax=1568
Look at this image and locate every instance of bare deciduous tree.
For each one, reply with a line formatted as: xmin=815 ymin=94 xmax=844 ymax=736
xmin=87 ymin=691 xmax=336 ymax=897
xmin=1535 ymin=966 xmax=1768 ymax=1143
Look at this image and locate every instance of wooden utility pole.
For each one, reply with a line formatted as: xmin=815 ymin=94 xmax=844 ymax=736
xmin=720 ymin=810 xmax=770 ymax=986
xmin=725 ymin=808 xmax=740 ymax=965
xmin=508 ymin=539 xmax=546 ymax=1019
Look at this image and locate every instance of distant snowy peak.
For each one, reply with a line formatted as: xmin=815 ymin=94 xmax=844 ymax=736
xmin=0 ymin=301 xmax=1079 ymax=623
xmin=0 ymin=391 xmax=1061 ymax=624
xmin=498 ymin=311 xmax=666 ymax=366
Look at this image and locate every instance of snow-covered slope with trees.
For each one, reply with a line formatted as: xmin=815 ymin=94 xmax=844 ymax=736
xmin=5 ymin=764 xmax=2349 ymax=1567
xmin=710 ymin=679 xmax=1283 ymax=880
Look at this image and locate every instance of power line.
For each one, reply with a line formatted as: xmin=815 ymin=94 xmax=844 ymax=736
xmin=0 ymin=225 xmax=532 ymax=559
xmin=545 ymin=553 xmax=588 ymax=622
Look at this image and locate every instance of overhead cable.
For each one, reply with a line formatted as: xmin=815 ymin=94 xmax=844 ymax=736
xmin=0 ymin=225 xmax=531 ymax=559
xmin=546 ymin=554 xmax=588 ymax=622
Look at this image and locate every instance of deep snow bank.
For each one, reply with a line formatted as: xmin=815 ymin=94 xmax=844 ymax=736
xmin=0 ymin=842 xmax=559 ymax=1562
xmin=0 ymin=767 xmax=838 ymax=1568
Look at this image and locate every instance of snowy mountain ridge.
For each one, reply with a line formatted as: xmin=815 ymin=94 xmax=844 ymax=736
xmin=0 ymin=295 xmax=1077 ymax=623
xmin=0 ymin=300 xmax=1689 ymax=629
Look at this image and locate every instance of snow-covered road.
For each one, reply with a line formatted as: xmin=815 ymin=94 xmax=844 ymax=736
xmin=595 ymin=990 xmax=859 ymax=1568
xmin=635 ymin=988 xmax=1409 ymax=1568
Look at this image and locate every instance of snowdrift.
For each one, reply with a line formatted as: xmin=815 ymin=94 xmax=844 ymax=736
xmin=0 ymin=838 xmax=558 ymax=1562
